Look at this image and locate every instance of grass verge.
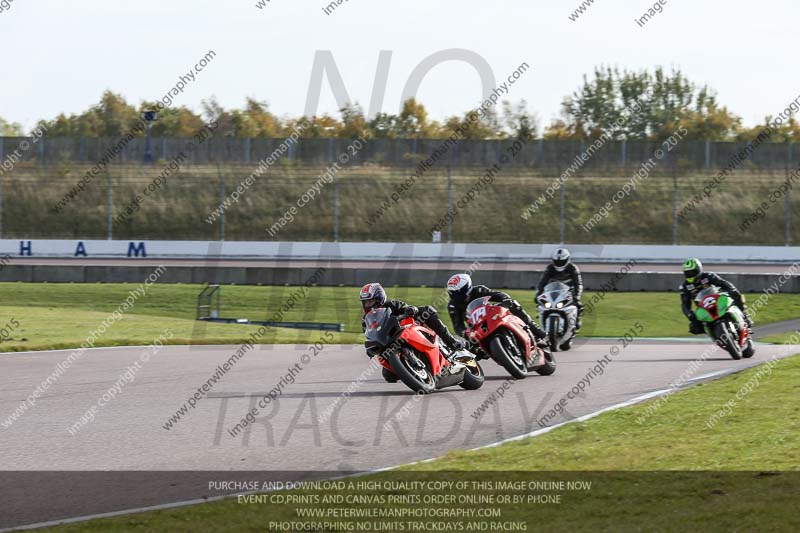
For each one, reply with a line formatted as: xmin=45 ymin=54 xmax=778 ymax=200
xmin=2 ymin=283 xmax=799 ymax=352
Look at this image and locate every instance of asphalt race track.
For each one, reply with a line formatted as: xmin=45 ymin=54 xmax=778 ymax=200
xmin=1 ymin=339 xmax=798 ymax=529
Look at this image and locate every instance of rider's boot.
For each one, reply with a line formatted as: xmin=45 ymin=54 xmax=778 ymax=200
xmin=743 ymin=312 xmax=754 ymax=332
xmin=430 ymin=321 xmax=466 ymax=357
xmin=575 ymin=302 xmax=584 ymax=332
xmin=526 ymin=320 xmax=549 ymax=349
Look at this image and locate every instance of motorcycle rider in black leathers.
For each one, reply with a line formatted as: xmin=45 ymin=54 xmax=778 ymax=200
xmin=536 ymin=248 xmax=584 ymax=330
xmin=680 ymin=258 xmax=753 ymax=334
xmin=360 ymin=283 xmax=466 ymax=382
xmin=446 ymin=274 xmax=548 ymax=351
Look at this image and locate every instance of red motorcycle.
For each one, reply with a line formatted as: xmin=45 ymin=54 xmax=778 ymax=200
xmin=465 ymin=297 xmax=556 ymax=379
xmin=364 ymin=307 xmax=485 ymax=394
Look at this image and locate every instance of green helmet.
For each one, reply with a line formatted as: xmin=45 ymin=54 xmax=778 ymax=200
xmin=682 ymin=258 xmax=703 ymax=283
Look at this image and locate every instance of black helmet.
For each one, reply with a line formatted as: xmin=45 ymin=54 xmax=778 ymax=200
xmin=360 ymin=283 xmax=387 ymax=312
xmin=552 ymin=248 xmax=571 ymax=271
xmin=682 ymin=258 xmax=703 ymax=283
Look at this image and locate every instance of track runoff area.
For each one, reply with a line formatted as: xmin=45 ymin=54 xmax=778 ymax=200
xmin=0 ymin=259 xmax=800 ymax=531
xmin=1 ymin=259 xmax=799 ymax=530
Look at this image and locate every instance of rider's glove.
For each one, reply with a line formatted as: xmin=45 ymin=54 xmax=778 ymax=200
xmin=689 ymin=320 xmax=705 ymax=335
xmin=403 ymin=306 xmax=418 ymax=318
xmin=501 ymin=299 xmax=521 ymax=311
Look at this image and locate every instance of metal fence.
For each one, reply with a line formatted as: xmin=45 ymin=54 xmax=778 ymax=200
xmin=0 ymin=136 xmax=798 ymax=172
xmin=1 ymin=164 xmax=796 ymax=245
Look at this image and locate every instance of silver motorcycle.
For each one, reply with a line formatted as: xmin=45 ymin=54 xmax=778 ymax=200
xmin=537 ymin=281 xmax=579 ymax=352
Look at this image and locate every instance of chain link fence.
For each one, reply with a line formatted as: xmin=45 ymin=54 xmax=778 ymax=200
xmin=2 ymin=162 xmax=797 ymax=245
xmin=1 ymin=136 xmax=798 ymax=172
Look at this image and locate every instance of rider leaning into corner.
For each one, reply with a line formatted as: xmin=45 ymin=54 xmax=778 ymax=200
xmin=446 ymin=274 xmax=549 ymax=351
xmin=536 ymin=248 xmax=584 ymax=330
xmin=680 ymin=258 xmax=754 ymax=334
xmin=360 ymin=283 xmax=466 ymax=383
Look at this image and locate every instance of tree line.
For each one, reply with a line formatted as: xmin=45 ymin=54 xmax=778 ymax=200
xmin=2 ymin=66 xmax=798 ymax=142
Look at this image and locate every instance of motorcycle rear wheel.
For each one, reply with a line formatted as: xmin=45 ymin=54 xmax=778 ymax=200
xmin=489 ymin=333 xmax=528 ymax=379
xmin=742 ymin=338 xmax=756 ymax=358
xmin=459 ymin=361 xmax=485 ymax=390
xmin=535 ymin=350 xmax=557 ymax=376
xmin=386 ymin=346 xmax=437 ymax=394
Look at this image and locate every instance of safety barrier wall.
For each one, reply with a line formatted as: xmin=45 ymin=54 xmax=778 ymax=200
xmin=1 ymin=265 xmax=798 ymax=293
xmin=2 ymin=240 xmax=800 ymax=263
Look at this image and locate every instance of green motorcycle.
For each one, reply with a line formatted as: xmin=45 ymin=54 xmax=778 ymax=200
xmin=694 ymin=287 xmax=755 ymax=360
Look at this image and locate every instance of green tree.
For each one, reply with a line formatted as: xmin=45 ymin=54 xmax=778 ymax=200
xmin=226 ymin=98 xmax=283 ymax=138
xmin=138 ymin=103 xmax=205 ymax=138
xmin=737 ymin=114 xmax=800 ymax=142
xmin=0 ymin=116 xmax=24 ymax=136
xmin=502 ymin=99 xmax=538 ymax=138
xmin=443 ymin=107 xmax=502 ymax=140
xmin=338 ymin=103 xmax=369 ymax=138
xmin=397 ymin=98 xmax=429 ymax=137
xmin=39 ymin=91 xmax=142 ymax=138
xmin=554 ymin=66 xmax=741 ymax=141
xmin=299 ymin=115 xmax=342 ymax=138
xmin=368 ymin=112 xmax=400 ymax=138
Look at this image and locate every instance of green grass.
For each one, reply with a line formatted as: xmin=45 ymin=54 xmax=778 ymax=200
xmin=2 ymin=283 xmax=799 ymax=352
xmin=762 ymin=332 xmax=800 ymax=344
xmin=6 ymin=164 xmax=799 ymax=244
xmin=39 ymin=355 xmax=800 ymax=532
xmin=418 ymin=356 xmax=800 ymax=471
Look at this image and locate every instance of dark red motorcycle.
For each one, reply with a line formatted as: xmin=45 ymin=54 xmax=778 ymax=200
xmin=465 ymin=296 xmax=556 ymax=379
xmin=364 ymin=307 xmax=485 ymax=394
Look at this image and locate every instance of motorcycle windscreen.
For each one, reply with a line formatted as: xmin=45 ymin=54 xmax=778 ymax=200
xmin=465 ymin=296 xmax=492 ymax=326
xmin=543 ymin=281 xmax=571 ymax=304
xmin=694 ymin=287 xmax=719 ymax=304
xmin=364 ymin=308 xmax=399 ymax=346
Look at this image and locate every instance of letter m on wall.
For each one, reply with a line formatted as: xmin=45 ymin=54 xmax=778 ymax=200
xmin=127 ymin=242 xmax=146 ymax=257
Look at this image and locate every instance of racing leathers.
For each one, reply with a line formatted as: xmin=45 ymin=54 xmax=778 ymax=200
xmin=448 ymin=286 xmax=548 ymax=343
xmin=361 ymin=299 xmax=464 ymax=353
xmin=680 ymin=272 xmax=753 ymax=333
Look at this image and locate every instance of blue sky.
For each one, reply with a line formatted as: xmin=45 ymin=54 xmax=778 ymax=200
xmin=0 ymin=0 xmax=796 ymax=131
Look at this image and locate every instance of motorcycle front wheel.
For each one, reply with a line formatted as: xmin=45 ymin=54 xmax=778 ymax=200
xmin=386 ymin=346 xmax=437 ymax=394
xmin=489 ymin=333 xmax=528 ymax=379
xmin=547 ymin=315 xmax=560 ymax=353
xmin=714 ymin=321 xmax=742 ymax=360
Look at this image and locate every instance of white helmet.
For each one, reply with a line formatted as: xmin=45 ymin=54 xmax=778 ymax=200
xmin=552 ymin=248 xmax=571 ymax=271
xmin=446 ymin=273 xmax=472 ymax=303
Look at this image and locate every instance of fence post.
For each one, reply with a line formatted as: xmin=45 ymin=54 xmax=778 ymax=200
xmin=446 ymin=165 xmax=453 ymax=243
xmin=106 ymin=171 xmax=113 ymax=240
xmin=705 ymin=140 xmax=711 ymax=169
xmin=672 ymin=171 xmax=679 ymax=245
xmin=786 ymin=142 xmax=792 ymax=246
xmin=216 ymin=163 xmax=225 ymax=241
xmin=333 ymin=173 xmax=340 ymax=242
xmin=0 ymin=139 xmax=3 ymax=239
xmin=621 ymin=139 xmax=627 ymax=167
xmin=0 ymin=172 xmax=4 ymax=239
xmin=559 ymin=177 xmax=566 ymax=244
